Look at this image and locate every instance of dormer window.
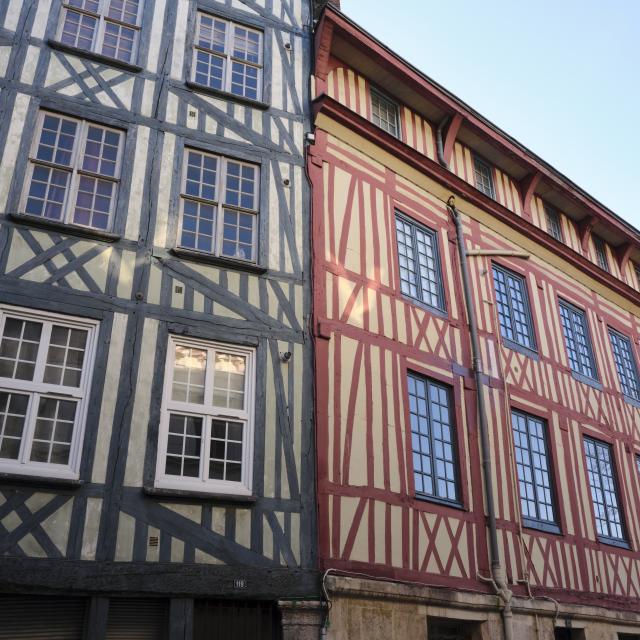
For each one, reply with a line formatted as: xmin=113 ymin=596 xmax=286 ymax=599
xmin=473 ymin=155 xmax=495 ymax=199
xmin=370 ymin=88 xmax=399 ymax=138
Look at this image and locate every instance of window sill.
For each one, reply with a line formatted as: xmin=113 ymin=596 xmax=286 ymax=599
xmin=0 ymin=470 xmax=83 ymax=488
xmin=414 ymin=492 xmax=465 ymax=511
xmin=144 ymin=484 xmax=257 ymax=503
xmin=47 ymin=39 xmax=143 ymax=73
xmin=170 ymin=247 xmax=267 ymax=274
xmin=9 ymin=213 xmax=121 ymax=243
xmin=502 ymin=338 xmax=539 ymax=360
xmin=522 ymin=517 xmax=562 ymax=535
xmin=570 ymin=370 xmax=602 ymax=391
xmin=597 ymin=535 xmax=630 ymax=550
xmin=184 ymin=81 xmax=269 ymax=110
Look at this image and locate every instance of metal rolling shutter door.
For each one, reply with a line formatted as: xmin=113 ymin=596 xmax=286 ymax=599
xmin=0 ymin=596 xmax=86 ymax=639
xmin=106 ymin=599 xmax=169 ymax=640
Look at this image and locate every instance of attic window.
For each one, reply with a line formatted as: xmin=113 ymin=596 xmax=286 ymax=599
xmin=593 ymin=235 xmax=609 ymax=272
xmin=473 ymin=155 xmax=495 ymax=199
xmin=544 ymin=203 xmax=563 ymax=242
xmin=370 ymin=88 xmax=399 ymax=138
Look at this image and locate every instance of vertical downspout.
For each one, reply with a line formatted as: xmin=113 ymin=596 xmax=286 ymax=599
xmin=447 ymin=197 xmax=514 ymax=640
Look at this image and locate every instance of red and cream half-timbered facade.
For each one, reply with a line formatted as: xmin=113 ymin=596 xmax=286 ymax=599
xmin=309 ymin=4 xmax=640 ymax=639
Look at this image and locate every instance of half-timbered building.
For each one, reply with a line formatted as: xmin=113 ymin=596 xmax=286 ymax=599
xmin=0 ymin=1 xmax=322 ymax=637
xmin=310 ymin=5 xmax=640 ymax=639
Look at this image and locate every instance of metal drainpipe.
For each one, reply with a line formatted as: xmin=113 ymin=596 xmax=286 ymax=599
xmin=447 ymin=196 xmax=514 ymax=640
xmin=436 ymin=116 xmax=450 ymax=167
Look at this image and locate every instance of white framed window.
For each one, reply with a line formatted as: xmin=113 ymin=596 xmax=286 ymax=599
xmin=178 ymin=148 xmax=260 ymax=263
xmin=155 ymin=336 xmax=256 ymax=496
xmin=57 ymin=0 xmax=143 ymax=64
xmin=192 ymin=12 xmax=263 ymax=101
xmin=0 ymin=305 xmax=99 ymax=479
xmin=370 ymin=88 xmax=399 ymax=138
xmin=21 ymin=111 xmax=124 ymax=232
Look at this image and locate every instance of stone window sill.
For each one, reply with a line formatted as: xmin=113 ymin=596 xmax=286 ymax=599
xmin=144 ymin=484 xmax=257 ymax=504
xmin=185 ymin=80 xmax=269 ymax=110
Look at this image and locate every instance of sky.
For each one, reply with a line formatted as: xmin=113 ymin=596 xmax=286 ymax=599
xmin=342 ymin=0 xmax=640 ymax=229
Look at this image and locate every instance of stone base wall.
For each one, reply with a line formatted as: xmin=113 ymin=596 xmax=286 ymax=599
xmin=323 ymin=575 xmax=640 ymax=640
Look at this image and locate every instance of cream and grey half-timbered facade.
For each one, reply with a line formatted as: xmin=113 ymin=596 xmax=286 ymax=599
xmin=0 ymin=0 xmax=320 ymax=637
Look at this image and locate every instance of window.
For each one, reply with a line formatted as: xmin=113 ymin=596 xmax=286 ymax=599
xmin=155 ymin=336 xmax=255 ymax=495
xmin=636 ymin=453 xmax=640 ymax=477
xmin=0 ymin=306 xmax=98 ymax=478
xmin=370 ymin=88 xmax=399 ymax=138
xmin=593 ymin=235 xmax=609 ymax=272
xmin=558 ymin=300 xmax=598 ymax=381
xmin=473 ymin=155 xmax=495 ymax=199
xmin=57 ymin=0 xmax=143 ymax=64
xmin=492 ymin=265 xmax=536 ymax=351
xmin=22 ymin=111 xmax=124 ymax=231
xmin=178 ymin=149 xmax=259 ymax=263
xmin=634 ymin=264 xmax=640 ymax=290
xmin=609 ymin=329 xmax=640 ymax=401
xmin=395 ymin=214 xmax=445 ymax=311
xmin=583 ymin=437 xmax=626 ymax=544
xmin=192 ymin=12 xmax=263 ymax=101
xmin=511 ymin=410 xmax=558 ymax=532
xmin=544 ymin=203 xmax=563 ymax=242
xmin=408 ymin=373 xmax=459 ymax=504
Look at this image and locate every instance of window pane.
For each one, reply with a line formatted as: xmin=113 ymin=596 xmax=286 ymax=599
xmin=180 ymin=200 xmax=216 ymax=253
xmin=102 ymin=21 xmax=137 ymax=62
xmin=0 ymin=392 xmax=29 ymax=460
xmin=107 ymin=0 xmax=139 ymax=25
xmin=184 ymin=151 xmax=218 ymax=202
xmin=209 ymin=419 xmax=244 ymax=482
xmin=35 ymin=115 xmax=78 ymax=166
xmin=212 ymin=352 xmax=246 ymax=410
xmin=172 ymin=346 xmax=207 ymax=404
xmin=165 ymin=414 xmax=202 ymax=477
xmin=609 ymin=330 xmax=640 ymax=400
xmin=0 ymin=318 xmax=42 ymax=381
xmin=583 ymin=438 xmax=625 ymax=541
xmin=224 ymin=161 xmax=257 ymax=210
xmin=197 ymin=14 xmax=226 ymax=53
xmin=30 ymin=397 xmax=77 ymax=464
xmin=593 ymin=235 xmax=609 ymax=272
xmin=221 ymin=209 xmax=256 ymax=262
xmin=371 ymin=90 xmax=398 ymax=137
xmin=72 ymin=175 xmax=115 ymax=230
xmin=232 ymin=26 xmax=261 ymax=64
xmin=60 ymin=9 xmax=97 ymax=50
xmin=26 ymin=166 xmax=70 ymax=220
xmin=408 ymin=373 xmax=457 ymax=502
xmin=44 ymin=326 xmax=88 ymax=387
xmin=82 ymin=126 xmax=121 ymax=177
xmin=492 ymin=266 xmax=534 ymax=349
xmin=230 ymin=60 xmax=259 ymax=100
xmin=511 ymin=411 xmax=556 ymax=524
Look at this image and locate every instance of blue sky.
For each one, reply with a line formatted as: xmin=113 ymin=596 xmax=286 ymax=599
xmin=343 ymin=1 xmax=640 ymax=229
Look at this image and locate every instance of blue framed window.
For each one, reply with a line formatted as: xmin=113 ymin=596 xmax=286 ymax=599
xmin=511 ymin=410 xmax=559 ymax=533
xmin=593 ymin=235 xmax=609 ymax=272
xmin=544 ymin=203 xmax=563 ymax=242
xmin=609 ymin=329 xmax=640 ymax=401
xmin=408 ymin=373 xmax=459 ymax=504
xmin=583 ymin=437 xmax=626 ymax=545
xmin=395 ymin=214 xmax=445 ymax=311
xmin=558 ymin=300 xmax=598 ymax=381
xmin=473 ymin=155 xmax=495 ymax=199
xmin=492 ymin=265 xmax=536 ymax=351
